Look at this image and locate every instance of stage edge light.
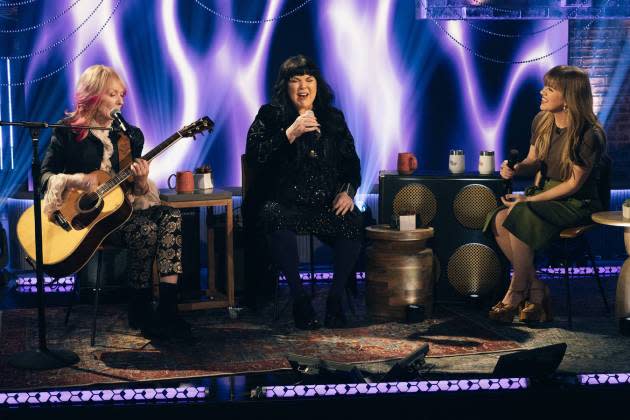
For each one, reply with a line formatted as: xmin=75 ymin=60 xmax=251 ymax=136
xmin=0 ymin=386 xmax=208 ymax=406
xmin=258 ymin=378 xmax=529 ymax=399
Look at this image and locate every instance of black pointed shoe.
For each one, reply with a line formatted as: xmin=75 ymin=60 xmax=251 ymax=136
xmin=292 ymin=295 xmax=321 ymax=330
xmin=324 ymin=295 xmax=347 ymax=329
xmin=128 ymin=288 xmax=153 ymax=330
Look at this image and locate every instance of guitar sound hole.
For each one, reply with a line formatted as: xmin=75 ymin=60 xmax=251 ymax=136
xmin=78 ymin=192 xmax=100 ymax=212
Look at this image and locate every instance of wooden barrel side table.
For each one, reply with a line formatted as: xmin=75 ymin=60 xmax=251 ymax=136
xmin=591 ymin=211 xmax=630 ymax=318
xmin=365 ymin=225 xmax=435 ymax=321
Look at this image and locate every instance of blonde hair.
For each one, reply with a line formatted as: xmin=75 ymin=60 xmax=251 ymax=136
xmin=532 ymin=65 xmax=605 ymax=180
xmin=66 ymin=64 xmax=126 ymax=141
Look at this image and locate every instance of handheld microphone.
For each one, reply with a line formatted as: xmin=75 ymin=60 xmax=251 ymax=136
xmin=109 ymin=108 xmax=128 ymax=134
xmin=507 ymin=149 xmax=519 ymax=170
xmin=302 ymin=110 xmax=321 ymax=139
xmin=505 ymin=149 xmax=519 ymax=195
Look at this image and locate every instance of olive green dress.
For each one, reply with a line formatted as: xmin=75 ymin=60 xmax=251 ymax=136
xmin=483 ymin=112 xmax=606 ymax=251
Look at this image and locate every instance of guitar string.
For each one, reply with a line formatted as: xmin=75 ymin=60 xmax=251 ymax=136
xmin=96 ymin=133 xmax=186 ymax=196
xmin=94 ymin=120 xmax=212 ymax=197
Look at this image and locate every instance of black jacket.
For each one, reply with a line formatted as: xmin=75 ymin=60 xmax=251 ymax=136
xmin=40 ymin=122 xmax=144 ymax=193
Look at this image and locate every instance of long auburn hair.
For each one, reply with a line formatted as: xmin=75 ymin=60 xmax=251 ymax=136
xmin=532 ymin=65 xmax=605 ymax=180
xmin=65 ymin=64 xmax=126 ymax=141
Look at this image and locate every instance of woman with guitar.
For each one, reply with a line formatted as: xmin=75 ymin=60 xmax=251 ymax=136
xmin=40 ymin=64 xmax=189 ymax=340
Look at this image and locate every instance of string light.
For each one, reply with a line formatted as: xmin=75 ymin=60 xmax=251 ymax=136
xmin=0 ymin=0 xmax=82 ymax=34
xmin=1 ymin=0 xmax=104 ymax=60
xmin=194 ymin=0 xmax=312 ymax=24
xmin=0 ymin=0 xmax=37 ymax=7
xmin=419 ymin=0 xmax=610 ymax=65
xmin=0 ymin=0 xmax=120 ymax=87
xmin=464 ymin=13 xmax=577 ymax=39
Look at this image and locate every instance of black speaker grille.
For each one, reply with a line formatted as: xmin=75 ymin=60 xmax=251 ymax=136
xmin=446 ymin=243 xmax=501 ymax=296
xmin=453 ymin=184 xmax=498 ymax=229
xmin=392 ymin=183 xmax=437 ymax=227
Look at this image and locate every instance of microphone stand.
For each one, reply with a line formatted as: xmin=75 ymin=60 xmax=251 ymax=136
xmin=1 ymin=120 xmax=112 ymax=370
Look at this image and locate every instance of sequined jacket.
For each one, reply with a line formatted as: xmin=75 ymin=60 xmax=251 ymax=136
xmin=244 ymin=104 xmax=361 ymax=216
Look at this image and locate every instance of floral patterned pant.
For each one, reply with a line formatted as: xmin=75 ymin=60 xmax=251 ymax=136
xmin=118 ymin=205 xmax=183 ymax=289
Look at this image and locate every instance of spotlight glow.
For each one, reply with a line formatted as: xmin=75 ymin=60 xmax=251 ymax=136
xmin=320 ymin=0 xmax=408 ymax=197
xmin=440 ymin=20 xmax=567 ymax=164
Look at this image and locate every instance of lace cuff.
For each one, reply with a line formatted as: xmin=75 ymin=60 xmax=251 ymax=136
xmin=128 ymin=178 xmax=161 ymax=210
xmin=43 ymin=173 xmax=87 ymax=218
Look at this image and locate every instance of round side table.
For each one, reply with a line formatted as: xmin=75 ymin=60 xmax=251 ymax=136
xmin=591 ymin=211 xmax=630 ymax=318
xmin=365 ymin=225 xmax=435 ymax=322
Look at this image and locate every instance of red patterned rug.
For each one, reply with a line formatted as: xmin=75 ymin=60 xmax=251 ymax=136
xmin=0 ymin=304 xmax=521 ymax=391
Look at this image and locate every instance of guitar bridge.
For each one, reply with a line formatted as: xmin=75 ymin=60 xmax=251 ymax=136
xmin=52 ymin=211 xmax=72 ymax=231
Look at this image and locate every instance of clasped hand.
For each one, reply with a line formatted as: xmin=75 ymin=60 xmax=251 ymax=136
xmin=500 ymin=193 xmax=527 ymax=209
xmin=285 ymin=113 xmax=320 ymax=143
xmin=332 ymin=192 xmax=354 ymax=216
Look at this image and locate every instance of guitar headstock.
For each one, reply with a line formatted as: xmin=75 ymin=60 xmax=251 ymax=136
xmin=179 ymin=116 xmax=215 ymax=138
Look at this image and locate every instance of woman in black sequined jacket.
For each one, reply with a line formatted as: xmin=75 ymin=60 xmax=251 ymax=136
xmin=245 ymin=55 xmax=362 ymax=329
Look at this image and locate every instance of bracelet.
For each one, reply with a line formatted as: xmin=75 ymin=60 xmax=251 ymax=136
xmin=134 ymin=182 xmax=149 ymax=196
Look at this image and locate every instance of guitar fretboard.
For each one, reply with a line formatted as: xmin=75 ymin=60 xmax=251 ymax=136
xmin=95 ymin=131 xmax=184 ymax=197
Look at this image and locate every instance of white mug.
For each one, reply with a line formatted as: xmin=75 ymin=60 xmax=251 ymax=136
xmin=449 ymin=150 xmax=465 ymax=174
xmin=478 ymin=151 xmax=495 ymax=175
xmin=194 ymin=173 xmax=213 ymax=190
xmin=623 ymin=204 xmax=630 ymax=219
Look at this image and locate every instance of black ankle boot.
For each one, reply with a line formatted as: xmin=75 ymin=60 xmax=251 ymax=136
xmin=128 ymin=288 xmax=153 ymax=330
xmin=292 ymin=295 xmax=321 ymax=330
xmin=325 ymin=295 xmax=347 ymax=329
xmin=142 ymin=283 xmax=192 ymax=340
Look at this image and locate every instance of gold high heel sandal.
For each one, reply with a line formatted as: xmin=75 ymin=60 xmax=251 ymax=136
xmin=519 ymin=286 xmax=553 ymax=323
xmin=488 ymin=289 xmax=526 ymax=323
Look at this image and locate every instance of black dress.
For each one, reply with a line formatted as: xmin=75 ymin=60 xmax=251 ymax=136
xmin=245 ymin=104 xmax=362 ymax=242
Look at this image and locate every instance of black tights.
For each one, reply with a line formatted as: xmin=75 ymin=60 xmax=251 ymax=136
xmin=267 ymin=229 xmax=361 ymax=300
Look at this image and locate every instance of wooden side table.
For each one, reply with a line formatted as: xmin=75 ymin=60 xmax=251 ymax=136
xmin=160 ymin=189 xmax=234 ymax=311
xmin=365 ymin=225 xmax=435 ymax=321
xmin=591 ymin=211 xmax=630 ymax=318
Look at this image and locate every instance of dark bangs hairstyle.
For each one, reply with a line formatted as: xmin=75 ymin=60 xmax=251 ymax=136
xmin=271 ymin=55 xmax=336 ymax=120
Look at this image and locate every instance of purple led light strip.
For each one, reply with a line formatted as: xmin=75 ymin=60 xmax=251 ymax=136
xmin=578 ymin=373 xmax=630 ymax=386
xmin=0 ymin=386 xmax=208 ymax=406
xmin=15 ymin=275 xmax=75 ymax=294
xmin=262 ymin=378 xmax=528 ymax=399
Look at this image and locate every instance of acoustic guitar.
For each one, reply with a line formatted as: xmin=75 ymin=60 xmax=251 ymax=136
xmin=16 ymin=116 xmax=214 ymax=278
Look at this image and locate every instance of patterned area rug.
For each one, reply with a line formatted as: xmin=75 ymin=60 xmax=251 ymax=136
xmin=0 ymin=303 xmax=521 ymax=391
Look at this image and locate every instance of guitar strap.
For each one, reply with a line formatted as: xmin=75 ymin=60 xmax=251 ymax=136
xmin=117 ymin=133 xmax=133 ymax=170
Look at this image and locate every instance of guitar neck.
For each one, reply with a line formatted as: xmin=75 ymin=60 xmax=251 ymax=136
xmin=96 ymin=130 xmax=185 ymax=196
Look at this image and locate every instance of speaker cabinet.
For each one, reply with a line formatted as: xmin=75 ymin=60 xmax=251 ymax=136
xmin=378 ymin=171 xmax=508 ymax=301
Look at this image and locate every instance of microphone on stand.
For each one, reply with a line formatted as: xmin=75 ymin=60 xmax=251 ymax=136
xmin=109 ymin=108 xmax=128 ymax=134
xmin=505 ymin=149 xmax=519 ymax=195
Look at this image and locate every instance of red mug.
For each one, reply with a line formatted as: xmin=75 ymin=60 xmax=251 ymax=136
xmin=168 ymin=171 xmax=194 ymax=193
xmin=397 ymin=152 xmax=418 ymax=175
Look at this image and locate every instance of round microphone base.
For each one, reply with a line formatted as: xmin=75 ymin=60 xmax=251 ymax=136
xmin=9 ymin=348 xmax=79 ymax=371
